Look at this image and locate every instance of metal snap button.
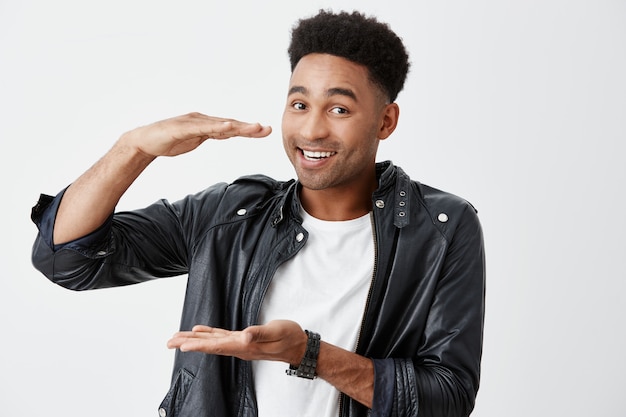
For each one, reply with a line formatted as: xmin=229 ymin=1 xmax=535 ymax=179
xmin=236 ymin=208 xmax=247 ymax=216
xmin=438 ymin=213 xmax=449 ymax=223
xmin=375 ymin=200 xmax=385 ymax=209
xmin=296 ymin=232 xmax=304 ymax=242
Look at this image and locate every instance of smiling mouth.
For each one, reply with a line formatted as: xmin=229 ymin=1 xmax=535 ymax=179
xmin=301 ymin=149 xmax=337 ymax=161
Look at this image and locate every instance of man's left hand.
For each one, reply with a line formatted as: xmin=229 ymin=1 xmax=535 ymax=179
xmin=167 ymin=320 xmax=307 ymax=366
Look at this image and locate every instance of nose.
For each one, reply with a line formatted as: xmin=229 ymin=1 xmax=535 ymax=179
xmin=299 ymin=109 xmax=329 ymax=142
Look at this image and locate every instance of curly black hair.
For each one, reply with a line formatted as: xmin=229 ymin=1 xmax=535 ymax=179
xmin=288 ymin=9 xmax=410 ymax=102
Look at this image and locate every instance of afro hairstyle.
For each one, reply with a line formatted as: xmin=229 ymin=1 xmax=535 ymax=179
xmin=288 ymin=9 xmax=410 ymax=102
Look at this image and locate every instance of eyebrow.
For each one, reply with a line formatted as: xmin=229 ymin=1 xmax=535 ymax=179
xmin=288 ymin=86 xmax=358 ymax=101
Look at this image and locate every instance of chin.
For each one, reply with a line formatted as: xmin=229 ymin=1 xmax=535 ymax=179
xmin=296 ymin=175 xmax=335 ymax=191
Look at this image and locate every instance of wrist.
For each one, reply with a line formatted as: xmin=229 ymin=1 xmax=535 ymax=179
xmin=115 ymin=132 xmax=157 ymax=165
xmin=286 ymin=330 xmax=320 ymax=380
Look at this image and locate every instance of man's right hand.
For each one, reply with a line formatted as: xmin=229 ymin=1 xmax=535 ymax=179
xmin=121 ymin=112 xmax=272 ymax=157
xmin=52 ymin=113 xmax=272 ymax=245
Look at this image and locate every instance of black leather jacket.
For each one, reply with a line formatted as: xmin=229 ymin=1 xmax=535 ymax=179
xmin=31 ymin=161 xmax=485 ymax=417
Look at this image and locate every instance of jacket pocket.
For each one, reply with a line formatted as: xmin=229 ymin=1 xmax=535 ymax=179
xmin=158 ymin=368 xmax=195 ymax=417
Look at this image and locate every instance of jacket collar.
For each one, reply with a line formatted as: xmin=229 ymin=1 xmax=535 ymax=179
xmin=373 ymin=161 xmax=412 ymax=228
xmin=271 ymin=161 xmax=411 ymax=228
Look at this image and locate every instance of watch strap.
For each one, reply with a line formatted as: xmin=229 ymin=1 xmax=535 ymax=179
xmin=285 ymin=330 xmax=320 ymax=379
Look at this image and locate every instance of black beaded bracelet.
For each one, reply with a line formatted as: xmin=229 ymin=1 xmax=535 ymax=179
xmin=285 ymin=330 xmax=320 ymax=379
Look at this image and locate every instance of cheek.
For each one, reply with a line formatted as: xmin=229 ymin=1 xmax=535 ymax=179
xmin=281 ymin=113 xmax=294 ymax=140
xmin=339 ymin=123 xmax=378 ymax=151
xmin=280 ymin=116 xmax=294 ymax=155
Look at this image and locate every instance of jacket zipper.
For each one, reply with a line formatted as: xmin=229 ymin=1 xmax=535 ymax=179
xmin=338 ymin=211 xmax=379 ymax=416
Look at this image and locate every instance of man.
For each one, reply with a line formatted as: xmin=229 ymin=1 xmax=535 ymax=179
xmin=31 ymin=9 xmax=485 ymax=417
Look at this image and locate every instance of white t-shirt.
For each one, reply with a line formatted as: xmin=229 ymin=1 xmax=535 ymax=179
xmin=252 ymin=209 xmax=374 ymax=417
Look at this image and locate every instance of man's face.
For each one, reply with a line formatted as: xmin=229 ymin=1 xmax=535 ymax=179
xmin=282 ymin=53 xmax=389 ymax=192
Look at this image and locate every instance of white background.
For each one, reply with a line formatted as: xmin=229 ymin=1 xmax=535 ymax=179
xmin=1 ymin=1 xmax=625 ymax=416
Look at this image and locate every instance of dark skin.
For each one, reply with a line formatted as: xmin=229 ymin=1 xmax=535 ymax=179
xmin=54 ymin=53 xmax=399 ymax=408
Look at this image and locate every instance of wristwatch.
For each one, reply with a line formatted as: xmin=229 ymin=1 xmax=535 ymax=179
xmin=285 ymin=330 xmax=320 ymax=379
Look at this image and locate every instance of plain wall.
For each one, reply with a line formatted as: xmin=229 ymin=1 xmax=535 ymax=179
xmin=1 ymin=0 xmax=624 ymax=415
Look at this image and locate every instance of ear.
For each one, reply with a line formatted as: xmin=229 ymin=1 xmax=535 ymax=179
xmin=378 ymin=103 xmax=400 ymax=140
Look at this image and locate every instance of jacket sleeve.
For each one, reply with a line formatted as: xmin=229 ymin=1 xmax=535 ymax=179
xmin=371 ymin=203 xmax=486 ymax=417
xmin=30 ymin=184 xmax=227 ymax=290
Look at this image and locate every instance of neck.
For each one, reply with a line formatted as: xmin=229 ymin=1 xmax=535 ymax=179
xmin=299 ymin=177 xmax=378 ymax=221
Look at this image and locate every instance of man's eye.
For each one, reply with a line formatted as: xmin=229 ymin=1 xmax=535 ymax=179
xmin=293 ymin=102 xmax=306 ymax=110
xmin=330 ymin=107 xmax=348 ymax=115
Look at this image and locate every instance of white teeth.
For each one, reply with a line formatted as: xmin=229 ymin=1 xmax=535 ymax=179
xmin=302 ymin=150 xmax=336 ymax=160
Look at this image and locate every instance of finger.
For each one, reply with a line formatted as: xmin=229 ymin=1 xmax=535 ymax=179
xmin=169 ymin=328 xmax=232 ymax=343
xmin=234 ymin=123 xmax=272 ymax=137
xmin=182 ymin=120 xmax=233 ymax=140
xmin=212 ymin=123 xmax=272 ymax=140
xmin=191 ymin=325 xmax=232 ymax=334
xmin=169 ymin=112 xmax=272 ymax=143
xmin=176 ymin=331 xmax=252 ymax=354
xmin=166 ymin=334 xmax=211 ymax=349
xmin=253 ymin=320 xmax=303 ymax=340
xmin=242 ymin=325 xmax=272 ymax=343
xmin=167 ymin=335 xmax=189 ymax=349
xmin=166 ymin=325 xmax=240 ymax=349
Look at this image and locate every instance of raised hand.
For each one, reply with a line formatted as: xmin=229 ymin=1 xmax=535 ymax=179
xmin=121 ymin=112 xmax=272 ymax=157
xmin=52 ymin=112 xmax=271 ymax=245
